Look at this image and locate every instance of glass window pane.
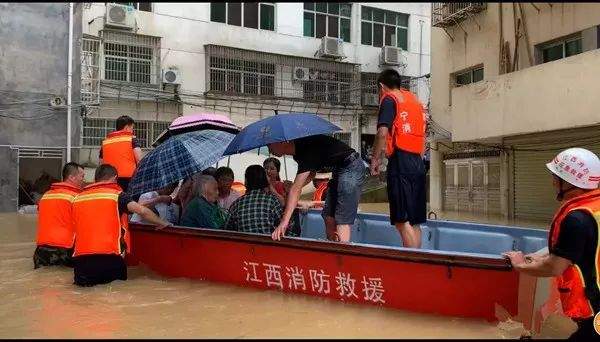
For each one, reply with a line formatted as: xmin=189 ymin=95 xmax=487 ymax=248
xmin=138 ymin=2 xmax=151 ymax=12
xmin=385 ymin=25 xmax=395 ymax=46
xmin=361 ymin=21 xmax=372 ymax=45
xmin=542 ymin=44 xmax=563 ymax=63
xmin=361 ymin=6 xmax=372 ymax=21
xmin=328 ymin=3 xmax=339 ymax=15
xmin=227 ymin=3 xmax=242 ymax=26
xmin=315 ymin=2 xmax=327 ymax=13
xmin=316 ymin=13 xmax=327 ymax=38
xmin=397 ymin=13 xmax=409 ymax=27
xmin=304 ymin=2 xmax=314 ymax=11
xmin=340 ymin=18 xmax=350 ymax=42
xmin=340 ymin=3 xmax=351 ymax=17
xmin=472 ymin=68 xmax=484 ymax=82
xmin=210 ymin=2 xmax=226 ymax=23
xmin=260 ymin=4 xmax=275 ymax=30
xmin=455 ymin=71 xmax=472 ymax=85
xmin=397 ymin=27 xmax=408 ymax=50
xmin=244 ymin=3 xmax=259 ymax=29
xmin=304 ymin=12 xmax=315 ymax=37
xmin=565 ymin=38 xmax=582 ymax=57
xmin=373 ymin=23 xmax=383 ymax=47
xmin=385 ymin=11 xmax=395 ymax=25
xmin=373 ymin=8 xmax=384 ymax=23
xmin=328 ymin=15 xmax=339 ymax=38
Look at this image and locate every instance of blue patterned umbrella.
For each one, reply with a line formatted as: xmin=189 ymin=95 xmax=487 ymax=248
xmin=128 ymin=129 xmax=235 ymax=196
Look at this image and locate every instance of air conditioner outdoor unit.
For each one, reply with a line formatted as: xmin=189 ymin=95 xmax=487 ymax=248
xmin=105 ymin=3 xmax=135 ymax=30
xmin=362 ymin=93 xmax=379 ymax=107
xmin=380 ymin=46 xmax=403 ymax=66
xmin=293 ymin=67 xmax=310 ymax=81
xmin=316 ymin=37 xmax=344 ymax=59
xmin=162 ymin=68 xmax=181 ymax=85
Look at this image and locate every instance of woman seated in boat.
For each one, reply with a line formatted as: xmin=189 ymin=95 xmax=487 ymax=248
xmin=215 ymin=167 xmax=242 ymax=211
xmin=180 ymin=175 xmax=228 ymax=229
xmin=263 ymin=157 xmax=286 ymax=204
xmin=225 ymin=165 xmax=297 ymax=237
xmin=174 ymin=168 xmax=218 ymax=220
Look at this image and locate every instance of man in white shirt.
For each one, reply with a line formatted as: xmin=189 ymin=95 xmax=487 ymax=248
xmin=215 ymin=167 xmax=241 ymax=211
xmin=131 ymin=183 xmax=179 ymax=224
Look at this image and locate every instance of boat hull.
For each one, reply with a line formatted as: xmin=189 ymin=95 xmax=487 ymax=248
xmin=127 ymin=223 xmax=535 ymax=323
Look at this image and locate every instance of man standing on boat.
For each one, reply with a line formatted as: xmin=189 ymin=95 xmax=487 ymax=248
xmin=268 ymin=135 xmax=367 ymax=243
xmin=99 ymin=115 xmax=143 ymax=192
xmin=369 ymin=69 xmax=427 ymax=249
xmin=504 ymin=148 xmax=600 ymax=341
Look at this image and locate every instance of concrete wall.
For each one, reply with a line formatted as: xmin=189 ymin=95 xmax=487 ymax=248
xmin=0 ymin=3 xmax=82 ymax=211
xmin=430 ymin=3 xmax=600 ymax=139
xmin=452 ymin=49 xmax=600 ymax=142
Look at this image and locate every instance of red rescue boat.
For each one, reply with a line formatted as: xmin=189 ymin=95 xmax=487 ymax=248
xmin=126 ymin=210 xmax=548 ymax=331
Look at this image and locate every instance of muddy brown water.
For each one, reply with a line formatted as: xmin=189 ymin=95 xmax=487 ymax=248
xmin=0 ymin=211 xmax=574 ymax=339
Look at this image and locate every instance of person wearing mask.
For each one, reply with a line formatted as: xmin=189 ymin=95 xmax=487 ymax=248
xmin=99 ymin=115 xmax=143 ymax=192
xmin=180 ymin=175 xmax=228 ymax=229
xmin=369 ymin=69 xmax=427 ymax=249
xmin=263 ymin=157 xmax=286 ymax=200
xmin=225 ymin=165 xmax=295 ymax=236
xmin=71 ymin=164 xmax=170 ymax=287
xmin=504 ymin=148 xmax=600 ymax=341
xmin=268 ymin=134 xmax=367 ymax=243
xmin=33 ymin=162 xmax=85 ymax=269
xmin=215 ymin=167 xmax=242 ymax=211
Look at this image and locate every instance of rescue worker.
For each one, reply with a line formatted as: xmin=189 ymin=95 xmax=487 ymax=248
xmin=33 ymin=162 xmax=85 ymax=269
xmin=72 ymin=164 xmax=171 ymax=287
xmin=99 ymin=115 xmax=142 ymax=192
xmin=504 ymin=148 xmax=600 ymax=341
xmin=370 ymin=69 xmax=427 ymax=249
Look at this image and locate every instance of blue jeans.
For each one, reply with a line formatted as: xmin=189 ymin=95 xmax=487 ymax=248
xmin=322 ymin=156 xmax=368 ymax=225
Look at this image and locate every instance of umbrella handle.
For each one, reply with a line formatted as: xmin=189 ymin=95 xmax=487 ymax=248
xmin=227 ymin=155 xmax=231 ymax=168
xmin=283 ymin=155 xmax=288 ymax=181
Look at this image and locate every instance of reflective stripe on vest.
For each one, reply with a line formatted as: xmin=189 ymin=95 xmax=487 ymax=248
xmin=72 ymin=182 xmax=130 ymax=257
xmin=102 ymin=130 xmax=136 ymax=178
xmin=381 ymin=89 xmax=426 ymax=157
xmin=37 ymin=182 xmax=81 ymax=249
xmin=548 ymin=189 xmax=600 ymax=319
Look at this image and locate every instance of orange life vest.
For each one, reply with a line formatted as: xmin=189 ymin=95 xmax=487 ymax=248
xmin=36 ymin=182 xmax=81 ymax=249
xmin=102 ymin=130 xmax=137 ymax=178
xmin=381 ymin=89 xmax=426 ymax=157
xmin=72 ymin=181 xmax=130 ymax=257
xmin=313 ymin=182 xmax=328 ymax=202
xmin=548 ymin=189 xmax=600 ymax=320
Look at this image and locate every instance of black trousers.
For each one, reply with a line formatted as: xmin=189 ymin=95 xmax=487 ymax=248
xmin=73 ymin=254 xmax=127 ymax=287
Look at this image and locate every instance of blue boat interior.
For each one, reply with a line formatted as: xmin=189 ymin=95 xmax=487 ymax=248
xmin=299 ymin=210 xmax=549 ymax=258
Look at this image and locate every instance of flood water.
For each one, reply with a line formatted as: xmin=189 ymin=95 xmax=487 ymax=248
xmin=0 ymin=212 xmax=574 ymax=339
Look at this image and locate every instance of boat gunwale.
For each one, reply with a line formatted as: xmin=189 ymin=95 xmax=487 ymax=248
xmin=129 ymin=223 xmax=513 ymax=271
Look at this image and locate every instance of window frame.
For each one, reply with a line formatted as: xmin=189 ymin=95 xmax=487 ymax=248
xmin=104 ymin=42 xmax=155 ymax=85
xmin=208 ymin=57 xmax=276 ymax=97
xmin=360 ymin=5 xmax=409 ymax=50
xmin=303 ymin=3 xmax=352 ymax=43
xmin=110 ymin=2 xmax=152 ymax=12
xmin=210 ymin=2 xmax=276 ymax=32
xmin=540 ymin=35 xmax=583 ymax=64
xmin=453 ymin=65 xmax=484 ymax=87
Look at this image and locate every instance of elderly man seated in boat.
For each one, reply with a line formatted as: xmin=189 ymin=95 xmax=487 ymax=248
xmin=180 ymin=175 xmax=228 ymax=230
xmin=225 ymin=165 xmax=297 ymax=237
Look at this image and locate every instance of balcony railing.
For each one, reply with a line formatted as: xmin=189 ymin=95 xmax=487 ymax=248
xmin=432 ymin=3 xmax=486 ymax=28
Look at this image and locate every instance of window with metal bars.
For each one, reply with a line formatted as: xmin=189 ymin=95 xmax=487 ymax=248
xmin=302 ymin=69 xmax=352 ymax=103
xmin=303 ymin=3 xmax=352 ymax=43
xmin=210 ymin=3 xmax=275 ymax=31
xmin=209 ymin=57 xmax=276 ymax=96
xmin=361 ymin=6 xmax=408 ymax=50
xmin=82 ymin=118 xmax=171 ymax=148
xmin=101 ymin=31 xmax=160 ymax=85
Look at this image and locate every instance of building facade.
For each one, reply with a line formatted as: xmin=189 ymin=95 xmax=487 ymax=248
xmin=429 ymin=3 xmax=600 ymax=223
xmin=79 ymin=2 xmax=431 ymax=182
xmin=0 ymin=3 xmax=82 ymax=212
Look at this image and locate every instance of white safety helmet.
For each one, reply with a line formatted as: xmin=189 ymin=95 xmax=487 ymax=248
xmin=546 ymin=148 xmax=600 ymax=190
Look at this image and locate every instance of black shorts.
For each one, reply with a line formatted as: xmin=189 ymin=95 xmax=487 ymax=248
xmin=33 ymin=245 xmax=74 ymax=269
xmin=73 ymin=254 xmax=127 ymax=287
xmin=386 ymin=150 xmax=426 ymax=226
